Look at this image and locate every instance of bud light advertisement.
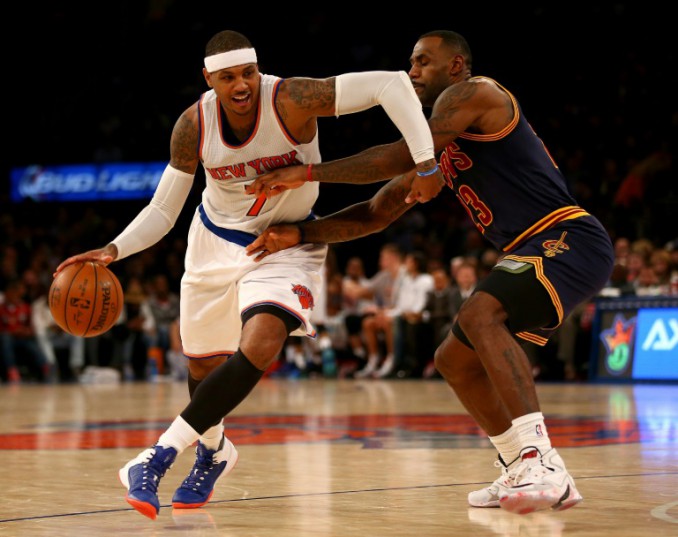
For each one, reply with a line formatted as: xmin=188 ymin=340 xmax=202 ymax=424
xmin=10 ymin=162 xmax=165 ymax=202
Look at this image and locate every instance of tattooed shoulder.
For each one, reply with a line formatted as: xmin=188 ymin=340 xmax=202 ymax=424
xmin=169 ymin=107 xmax=199 ymax=171
xmin=281 ymin=77 xmax=336 ymax=112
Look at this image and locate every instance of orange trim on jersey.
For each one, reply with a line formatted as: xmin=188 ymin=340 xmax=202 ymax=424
xmin=458 ymin=77 xmax=520 ymax=142
xmin=517 ymin=332 xmax=549 ymax=347
xmin=217 ymin=92 xmax=262 ymax=149
xmin=271 ymin=79 xmax=302 ymax=145
xmin=502 ymin=254 xmax=564 ymax=327
xmin=503 ymin=206 xmax=589 ymax=252
xmin=184 ymin=350 xmax=236 ymax=360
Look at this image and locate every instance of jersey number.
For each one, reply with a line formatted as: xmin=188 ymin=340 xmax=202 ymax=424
xmin=246 ymin=193 xmax=267 ymax=216
xmin=440 ymin=143 xmax=493 ymax=234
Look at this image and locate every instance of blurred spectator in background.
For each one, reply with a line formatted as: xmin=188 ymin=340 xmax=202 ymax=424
xmin=146 ymin=273 xmax=180 ymax=369
xmin=0 ymin=279 xmax=50 ymax=383
xmin=29 ymin=277 xmax=84 ymax=382
xmin=633 ymin=265 xmax=663 ymax=296
xmin=116 ymin=276 xmax=157 ymax=380
xmin=387 ymin=251 xmax=434 ymax=378
xmin=422 ymin=268 xmax=456 ymax=348
xmin=450 ymin=261 xmax=478 ymax=323
xmin=649 ymin=248 xmax=672 ymax=294
xmin=341 ymin=256 xmax=374 ymax=363
xmin=353 ymin=243 xmax=405 ymax=378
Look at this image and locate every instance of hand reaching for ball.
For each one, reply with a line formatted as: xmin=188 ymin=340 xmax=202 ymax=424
xmin=54 ymin=243 xmax=118 ymax=277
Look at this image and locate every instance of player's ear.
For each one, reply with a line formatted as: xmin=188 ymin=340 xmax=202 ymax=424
xmin=203 ymin=68 xmax=213 ymax=88
xmin=449 ymin=55 xmax=463 ymax=76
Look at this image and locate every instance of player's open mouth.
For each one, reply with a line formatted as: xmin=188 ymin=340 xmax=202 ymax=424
xmin=232 ymin=94 xmax=251 ymax=106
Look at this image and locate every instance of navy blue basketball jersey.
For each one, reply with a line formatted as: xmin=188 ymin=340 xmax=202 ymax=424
xmin=438 ymin=77 xmax=587 ymax=252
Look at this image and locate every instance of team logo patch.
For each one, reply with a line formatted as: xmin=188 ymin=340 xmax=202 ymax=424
xmin=291 ymin=284 xmax=314 ymax=310
xmin=542 ymin=231 xmax=569 ymax=257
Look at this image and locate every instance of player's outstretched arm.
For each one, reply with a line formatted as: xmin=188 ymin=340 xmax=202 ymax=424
xmin=246 ymin=71 xmax=443 ymax=202
xmin=246 ymin=173 xmax=416 ymax=261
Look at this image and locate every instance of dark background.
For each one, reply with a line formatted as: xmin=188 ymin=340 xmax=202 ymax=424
xmin=5 ymin=2 xmax=676 ymax=276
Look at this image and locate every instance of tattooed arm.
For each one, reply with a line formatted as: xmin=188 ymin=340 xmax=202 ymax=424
xmin=245 ymin=173 xmax=416 ymax=261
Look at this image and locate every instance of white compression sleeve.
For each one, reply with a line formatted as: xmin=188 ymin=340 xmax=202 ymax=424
xmin=111 ymin=165 xmax=194 ymax=260
xmin=335 ymin=71 xmax=434 ymax=164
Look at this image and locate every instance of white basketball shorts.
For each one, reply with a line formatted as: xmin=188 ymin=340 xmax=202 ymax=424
xmin=179 ymin=208 xmax=328 ymax=358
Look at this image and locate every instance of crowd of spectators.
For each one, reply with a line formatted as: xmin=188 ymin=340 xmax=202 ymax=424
xmin=2 ymin=5 xmax=676 ymax=384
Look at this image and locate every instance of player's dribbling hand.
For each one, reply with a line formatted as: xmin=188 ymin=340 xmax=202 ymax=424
xmin=53 ymin=245 xmax=117 ymax=277
xmin=246 ymin=225 xmax=302 ymax=261
xmin=405 ymin=168 xmax=446 ymax=204
xmin=245 ymin=166 xmax=307 ymax=199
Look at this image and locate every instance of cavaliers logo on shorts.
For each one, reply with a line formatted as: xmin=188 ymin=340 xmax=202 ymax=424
xmin=542 ymin=231 xmax=570 ymax=257
xmin=291 ymin=284 xmax=314 ymax=310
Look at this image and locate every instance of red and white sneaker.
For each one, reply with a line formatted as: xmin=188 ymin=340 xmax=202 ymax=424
xmin=468 ymin=454 xmax=515 ymax=508
xmin=498 ymin=447 xmax=583 ymax=515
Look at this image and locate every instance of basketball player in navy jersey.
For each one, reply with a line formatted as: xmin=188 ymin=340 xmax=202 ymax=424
xmin=54 ymin=30 xmax=442 ymax=520
xmin=247 ymin=30 xmax=615 ymax=515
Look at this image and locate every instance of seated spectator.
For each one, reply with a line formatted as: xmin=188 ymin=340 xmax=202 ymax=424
xmin=450 ymin=261 xmax=478 ymax=322
xmin=386 ymin=251 xmax=434 ymax=378
xmin=341 ymin=256 xmax=374 ymax=362
xmin=146 ymin=273 xmax=180 ymax=368
xmin=634 ymin=265 xmax=663 ymax=296
xmin=420 ymin=268 xmax=456 ymax=377
xmin=0 ymin=280 xmax=49 ymax=383
xmin=352 ymin=244 xmax=405 ymax=378
xmin=30 ymin=279 xmax=84 ymax=382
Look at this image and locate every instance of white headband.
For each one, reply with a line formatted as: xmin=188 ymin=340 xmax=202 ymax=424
xmin=204 ymin=48 xmax=257 ymax=72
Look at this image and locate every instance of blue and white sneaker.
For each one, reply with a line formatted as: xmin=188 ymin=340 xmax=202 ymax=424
xmin=172 ymin=436 xmax=239 ymax=509
xmin=119 ymin=444 xmax=177 ymax=520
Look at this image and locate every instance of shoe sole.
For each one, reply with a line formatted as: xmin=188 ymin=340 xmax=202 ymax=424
xmin=468 ymin=500 xmax=500 ymax=508
xmin=499 ymin=489 xmax=563 ymax=515
xmin=552 ymin=486 xmax=583 ymax=512
xmin=172 ymin=441 xmax=240 ymax=509
xmin=500 ymin=485 xmax=583 ymax=515
xmin=119 ymin=466 xmax=159 ymax=520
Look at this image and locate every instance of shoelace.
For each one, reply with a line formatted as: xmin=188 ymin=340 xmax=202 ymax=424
xmin=505 ymin=457 xmax=551 ymax=486
xmin=179 ymin=448 xmax=218 ymax=491
xmin=136 ymin=448 xmax=172 ymax=493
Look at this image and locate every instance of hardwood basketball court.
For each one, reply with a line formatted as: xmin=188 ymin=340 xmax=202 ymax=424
xmin=1 ymin=379 xmax=676 ymax=536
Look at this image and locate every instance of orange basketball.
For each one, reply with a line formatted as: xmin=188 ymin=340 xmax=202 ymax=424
xmin=49 ymin=261 xmax=124 ymax=338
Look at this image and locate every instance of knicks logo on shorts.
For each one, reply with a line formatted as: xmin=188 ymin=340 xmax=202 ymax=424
xmin=542 ymin=231 xmax=569 ymax=257
xmin=291 ymin=284 xmax=314 ymax=310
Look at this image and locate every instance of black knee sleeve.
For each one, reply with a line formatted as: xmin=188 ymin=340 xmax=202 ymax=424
xmin=180 ymin=350 xmax=264 ymax=435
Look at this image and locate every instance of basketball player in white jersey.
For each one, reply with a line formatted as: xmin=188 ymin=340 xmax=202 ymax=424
xmin=54 ymin=30 xmax=443 ymax=520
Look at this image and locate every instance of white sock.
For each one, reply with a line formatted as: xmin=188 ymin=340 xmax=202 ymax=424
xmin=200 ymin=422 xmax=225 ymax=450
xmin=157 ymin=416 xmax=201 ymax=454
xmin=489 ymin=427 xmax=522 ymax=465
xmin=511 ymin=412 xmax=552 ymax=455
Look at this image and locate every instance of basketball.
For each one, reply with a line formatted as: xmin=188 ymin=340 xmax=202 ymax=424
xmin=49 ymin=262 xmax=124 ymax=337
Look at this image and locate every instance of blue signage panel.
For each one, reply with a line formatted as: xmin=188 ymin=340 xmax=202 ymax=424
xmin=592 ymin=297 xmax=678 ymax=382
xmin=10 ymin=162 xmax=165 ymax=202
xmin=632 ymin=308 xmax=678 ymax=380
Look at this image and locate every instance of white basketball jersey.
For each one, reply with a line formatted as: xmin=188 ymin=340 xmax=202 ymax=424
xmin=198 ymin=74 xmax=321 ymax=235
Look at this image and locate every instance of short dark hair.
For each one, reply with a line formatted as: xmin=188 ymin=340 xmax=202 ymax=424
xmin=420 ymin=30 xmax=472 ymax=69
xmin=205 ymin=30 xmax=253 ymax=56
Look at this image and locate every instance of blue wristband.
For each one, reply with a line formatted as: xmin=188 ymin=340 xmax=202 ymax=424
xmin=416 ymin=164 xmax=439 ymax=177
